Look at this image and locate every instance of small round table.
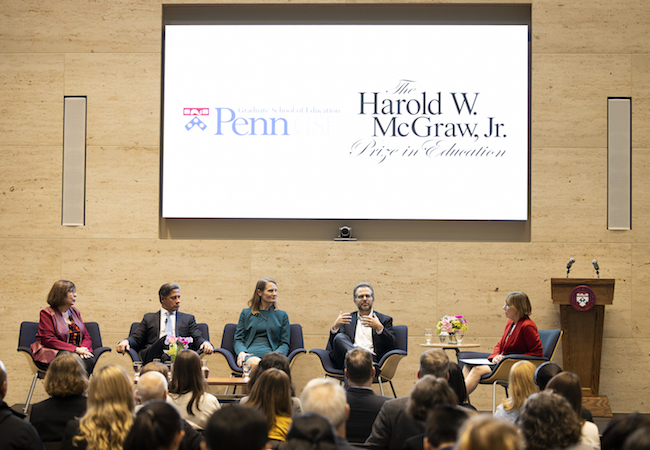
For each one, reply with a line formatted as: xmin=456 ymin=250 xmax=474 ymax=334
xmin=420 ymin=342 xmax=481 ymax=361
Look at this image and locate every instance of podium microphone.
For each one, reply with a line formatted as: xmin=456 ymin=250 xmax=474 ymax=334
xmin=592 ymin=259 xmax=600 ymax=278
xmin=566 ymin=258 xmax=575 ymax=278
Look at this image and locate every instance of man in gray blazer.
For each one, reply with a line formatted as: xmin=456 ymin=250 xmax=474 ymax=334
xmin=365 ymin=350 xmax=450 ymax=450
xmin=116 ymin=283 xmax=213 ymax=363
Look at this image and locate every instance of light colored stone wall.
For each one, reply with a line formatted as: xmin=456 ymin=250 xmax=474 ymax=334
xmin=1 ymin=0 xmax=649 ymax=413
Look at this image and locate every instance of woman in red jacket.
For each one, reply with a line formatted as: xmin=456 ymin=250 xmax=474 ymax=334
xmin=463 ymin=291 xmax=542 ymax=395
xmin=30 ymin=280 xmax=97 ymax=374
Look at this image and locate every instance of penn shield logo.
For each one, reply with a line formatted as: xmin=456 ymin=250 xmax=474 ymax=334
xmin=184 ymin=108 xmax=208 ymax=131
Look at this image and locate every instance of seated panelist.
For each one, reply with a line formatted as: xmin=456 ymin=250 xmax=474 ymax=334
xmin=462 ymin=291 xmax=543 ymax=395
xmin=116 ymin=283 xmax=213 ymax=364
xmin=234 ymin=277 xmax=290 ymax=368
xmin=31 ymin=280 xmax=97 ymax=374
xmin=329 ymin=282 xmax=396 ymax=370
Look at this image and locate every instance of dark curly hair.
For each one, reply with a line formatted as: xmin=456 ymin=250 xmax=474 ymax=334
xmin=518 ymin=392 xmax=581 ymax=450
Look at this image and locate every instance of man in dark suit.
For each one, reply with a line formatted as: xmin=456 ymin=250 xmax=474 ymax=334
xmin=0 ymin=360 xmax=44 ymax=450
xmin=329 ymin=282 xmax=396 ymax=370
xmin=365 ymin=350 xmax=450 ymax=450
xmin=116 ymin=283 xmax=213 ymax=363
xmin=345 ymin=348 xmax=391 ymax=444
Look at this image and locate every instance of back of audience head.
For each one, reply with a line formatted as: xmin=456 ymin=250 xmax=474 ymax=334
xmin=0 ymin=360 xmax=6 ymax=398
xmin=137 ymin=371 xmax=168 ymax=403
xmin=203 ymin=403 xmax=269 ymax=450
xmin=284 ymin=413 xmax=339 ymax=450
xmin=248 ymin=351 xmax=295 ymax=396
xmin=44 ymin=351 xmax=88 ymax=397
xmin=534 ymin=361 xmax=562 ymax=390
xmin=622 ymin=426 xmax=650 ymax=450
xmin=419 ymin=349 xmax=450 ymax=378
xmin=545 ymin=371 xmax=583 ymax=420
xmin=169 ymin=350 xmax=207 ymax=415
xmin=142 ymin=361 xmax=171 ymax=379
xmin=300 ymin=378 xmax=348 ymax=432
xmin=79 ymin=365 xmax=135 ymax=450
xmin=602 ymin=413 xmax=650 ymax=450
xmin=503 ymin=360 xmax=537 ymax=411
xmin=457 ymin=415 xmax=523 ymax=450
xmin=447 ymin=362 xmax=469 ymax=405
xmin=248 ymin=367 xmax=292 ymax=428
xmin=424 ymin=404 xmax=469 ymax=450
xmin=345 ymin=347 xmax=374 ymax=385
xmin=518 ymin=392 xmax=581 ymax=450
xmin=123 ymin=400 xmax=184 ymax=450
xmin=407 ymin=375 xmax=458 ymax=421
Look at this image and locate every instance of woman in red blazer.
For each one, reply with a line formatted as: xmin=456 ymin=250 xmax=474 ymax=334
xmin=464 ymin=291 xmax=543 ymax=395
xmin=30 ymin=280 xmax=97 ymax=374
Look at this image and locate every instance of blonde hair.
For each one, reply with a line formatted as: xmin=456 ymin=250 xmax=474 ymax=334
xmin=457 ymin=415 xmax=524 ymax=450
xmin=502 ymin=360 xmax=538 ymax=411
xmin=76 ymin=365 xmax=135 ymax=450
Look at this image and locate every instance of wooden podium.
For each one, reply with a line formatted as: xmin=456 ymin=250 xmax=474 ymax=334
xmin=550 ymin=278 xmax=614 ymax=417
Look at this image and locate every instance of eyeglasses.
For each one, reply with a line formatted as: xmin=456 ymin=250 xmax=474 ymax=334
xmin=356 ymin=294 xmax=373 ymax=300
xmin=504 ymin=301 xmax=510 ymax=310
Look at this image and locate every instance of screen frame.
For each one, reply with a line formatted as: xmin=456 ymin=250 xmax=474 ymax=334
xmin=160 ymin=4 xmax=532 ymax=242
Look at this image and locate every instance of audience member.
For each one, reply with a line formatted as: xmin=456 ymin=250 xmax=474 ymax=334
xmin=135 ymin=371 xmax=202 ymax=450
xmin=493 ymin=360 xmax=537 ymax=423
xmin=234 ymin=278 xmax=290 ymax=369
xmin=116 ymin=283 xmax=213 ymax=364
xmin=141 ymin=361 xmax=171 ymax=379
xmin=420 ymin=405 xmax=470 ymax=450
xmin=601 ymin=413 xmax=650 ymax=450
xmin=202 ymin=404 xmax=269 ymax=450
xmin=534 ymin=361 xmax=562 ymax=390
xmin=242 ymin=351 xmax=303 ymax=416
xmin=447 ymin=362 xmax=474 ymax=409
xmin=402 ymin=376 xmax=459 ymax=450
xmin=30 ymin=352 xmax=88 ymax=444
xmin=246 ymin=368 xmax=293 ymax=447
xmin=518 ymin=392 xmax=592 ymax=450
xmin=365 ymin=349 xmax=449 ymax=450
xmin=123 ymin=400 xmax=185 ymax=450
xmin=622 ymin=426 xmax=650 ymax=450
xmin=328 ymin=282 xmax=396 ymax=370
xmin=457 ymin=415 xmax=523 ymax=450
xmin=546 ymin=372 xmax=600 ymax=449
xmin=284 ymin=413 xmax=339 ymax=450
xmin=167 ymin=350 xmax=220 ymax=430
xmin=534 ymin=362 xmax=594 ymax=423
xmin=31 ymin=280 xmax=97 ymax=374
xmin=300 ymin=378 xmax=357 ymax=450
xmin=0 ymin=360 xmax=44 ymax=450
xmin=61 ymin=364 xmax=134 ymax=450
xmin=343 ymin=348 xmax=390 ymax=443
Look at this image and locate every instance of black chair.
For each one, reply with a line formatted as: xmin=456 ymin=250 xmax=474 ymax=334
xmin=124 ymin=321 xmax=211 ymax=365
xmin=213 ymin=323 xmax=307 ymax=392
xmin=17 ymin=321 xmax=111 ymax=414
xmin=309 ymin=325 xmax=408 ymax=397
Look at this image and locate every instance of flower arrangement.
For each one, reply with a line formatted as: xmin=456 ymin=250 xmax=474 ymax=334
xmin=165 ymin=335 xmax=193 ymax=362
xmin=436 ymin=315 xmax=468 ymax=335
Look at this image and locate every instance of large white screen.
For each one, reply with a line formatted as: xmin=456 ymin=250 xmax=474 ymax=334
xmin=162 ymin=24 xmax=529 ymax=220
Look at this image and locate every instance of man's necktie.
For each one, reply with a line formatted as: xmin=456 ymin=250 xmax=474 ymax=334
xmin=164 ymin=311 xmax=173 ymax=336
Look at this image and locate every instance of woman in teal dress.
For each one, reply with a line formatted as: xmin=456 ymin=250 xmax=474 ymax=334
xmin=234 ymin=277 xmax=291 ymax=368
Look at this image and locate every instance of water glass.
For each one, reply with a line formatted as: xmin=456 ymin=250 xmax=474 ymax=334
xmin=201 ymin=359 xmax=210 ymax=379
xmin=424 ymin=328 xmax=433 ymax=344
xmin=133 ymin=361 xmax=142 ymax=382
xmin=243 ymin=362 xmax=252 ymax=379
